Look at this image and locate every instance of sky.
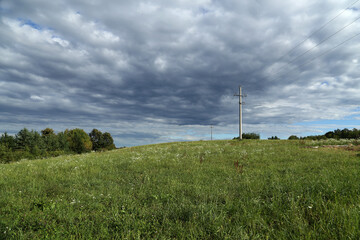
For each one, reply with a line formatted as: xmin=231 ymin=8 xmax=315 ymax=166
xmin=0 ymin=0 xmax=359 ymax=147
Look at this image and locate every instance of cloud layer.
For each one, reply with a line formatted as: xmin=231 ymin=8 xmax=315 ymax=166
xmin=1 ymin=0 xmax=359 ymax=146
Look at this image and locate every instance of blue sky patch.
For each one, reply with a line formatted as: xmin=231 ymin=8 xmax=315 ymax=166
xmin=321 ymin=81 xmax=329 ymax=86
xmin=18 ymin=18 xmax=43 ymax=30
xmin=198 ymin=7 xmax=210 ymax=15
xmin=347 ymin=7 xmax=359 ymax=11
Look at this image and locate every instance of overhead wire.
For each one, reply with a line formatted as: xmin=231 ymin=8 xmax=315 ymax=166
xmin=274 ymin=0 xmax=360 ymax=63
xmin=272 ymin=12 xmax=360 ymax=77
xmin=245 ymin=1 xmax=360 ymax=131
xmin=242 ymin=1 xmax=360 ymax=88
xmin=296 ymin=31 xmax=360 ymax=70
xmin=268 ymin=31 xmax=360 ymax=83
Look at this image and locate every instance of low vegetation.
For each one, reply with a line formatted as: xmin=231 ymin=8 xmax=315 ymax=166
xmin=1 ymin=139 xmax=360 ymax=239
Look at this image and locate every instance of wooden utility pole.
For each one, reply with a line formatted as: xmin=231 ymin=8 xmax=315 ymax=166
xmin=234 ymin=86 xmax=245 ymax=140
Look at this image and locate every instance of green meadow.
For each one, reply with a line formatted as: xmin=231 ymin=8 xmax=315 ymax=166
xmin=1 ymin=140 xmax=360 ymax=239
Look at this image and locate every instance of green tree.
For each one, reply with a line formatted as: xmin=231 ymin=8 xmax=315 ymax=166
xmin=41 ymin=128 xmax=59 ymax=152
xmin=15 ymin=128 xmax=32 ymax=150
xmin=41 ymin=128 xmax=55 ymax=137
xmin=333 ymin=129 xmax=341 ymax=139
xmin=66 ymin=129 xmax=93 ymax=154
xmin=0 ymin=132 xmax=16 ymax=149
xmin=89 ymin=129 xmax=116 ymax=151
xmin=0 ymin=144 xmax=14 ymax=163
xmin=325 ymin=131 xmax=334 ymax=139
xmin=89 ymin=129 xmax=104 ymax=151
xmin=30 ymin=131 xmax=44 ymax=156
xmin=14 ymin=128 xmax=45 ymax=158
xmin=58 ymin=131 xmax=70 ymax=152
xmin=102 ymin=132 xmax=116 ymax=150
xmin=340 ymin=128 xmax=351 ymax=139
xmin=352 ymin=128 xmax=360 ymax=139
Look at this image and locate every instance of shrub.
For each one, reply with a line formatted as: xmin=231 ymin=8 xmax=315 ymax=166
xmin=233 ymin=133 xmax=260 ymax=140
xmin=288 ymin=135 xmax=299 ymax=140
xmin=268 ymin=136 xmax=280 ymax=140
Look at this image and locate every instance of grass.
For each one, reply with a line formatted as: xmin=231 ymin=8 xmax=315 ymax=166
xmin=1 ymin=139 xmax=360 ymax=239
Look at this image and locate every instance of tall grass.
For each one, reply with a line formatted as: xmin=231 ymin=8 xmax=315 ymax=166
xmin=1 ymin=140 xmax=359 ymax=239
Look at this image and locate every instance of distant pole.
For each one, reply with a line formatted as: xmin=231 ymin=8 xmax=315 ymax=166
xmin=239 ymin=86 xmax=242 ymax=140
xmin=210 ymin=125 xmax=213 ymax=140
xmin=234 ymin=86 xmax=245 ymax=140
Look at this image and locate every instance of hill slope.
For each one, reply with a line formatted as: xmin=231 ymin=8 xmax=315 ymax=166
xmin=1 ymin=140 xmax=360 ymax=239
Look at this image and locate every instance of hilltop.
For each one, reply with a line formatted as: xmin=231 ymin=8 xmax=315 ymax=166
xmin=1 ymin=140 xmax=360 ymax=239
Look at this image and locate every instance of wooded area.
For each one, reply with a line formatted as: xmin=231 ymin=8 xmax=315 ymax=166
xmin=0 ymin=128 xmax=116 ymax=163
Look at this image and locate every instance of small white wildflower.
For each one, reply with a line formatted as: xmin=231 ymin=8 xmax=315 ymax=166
xmin=308 ymin=205 xmax=313 ymax=209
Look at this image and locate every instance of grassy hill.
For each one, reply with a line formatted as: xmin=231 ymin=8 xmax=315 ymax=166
xmin=1 ymin=139 xmax=360 ymax=239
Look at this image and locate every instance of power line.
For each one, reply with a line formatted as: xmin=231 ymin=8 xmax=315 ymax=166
xmin=248 ymin=1 xmax=360 ymax=84
xmin=275 ymin=0 xmax=360 ymax=63
xmin=273 ymin=13 xmax=360 ymax=76
xmin=297 ymin=31 xmax=360 ymax=70
xmin=269 ymin=31 xmax=360 ymax=83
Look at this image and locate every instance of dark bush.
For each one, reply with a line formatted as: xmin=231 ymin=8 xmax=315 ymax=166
xmin=288 ymin=135 xmax=299 ymax=140
xmin=233 ymin=133 xmax=260 ymax=140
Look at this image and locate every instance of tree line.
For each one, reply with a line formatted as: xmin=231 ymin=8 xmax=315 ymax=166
xmin=288 ymin=128 xmax=360 ymax=140
xmin=233 ymin=128 xmax=360 ymax=141
xmin=0 ymin=128 xmax=116 ymax=163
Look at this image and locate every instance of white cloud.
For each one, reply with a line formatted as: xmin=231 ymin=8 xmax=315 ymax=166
xmin=30 ymin=95 xmax=45 ymax=101
xmin=51 ymin=36 xmax=70 ymax=47
xmin=154 ymin=57 xmax=167 ymax=71
xmin=0 ymin=0 xmax=359 ymax=146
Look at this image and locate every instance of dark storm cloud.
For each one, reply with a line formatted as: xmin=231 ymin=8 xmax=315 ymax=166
xmin=0 ymin=0 xmax=359 ymax=145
